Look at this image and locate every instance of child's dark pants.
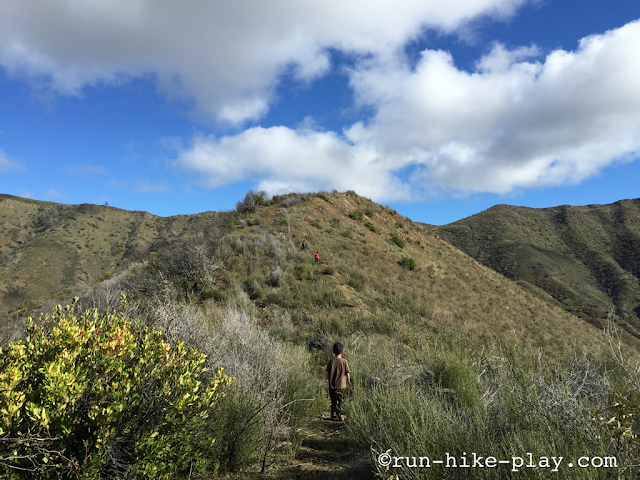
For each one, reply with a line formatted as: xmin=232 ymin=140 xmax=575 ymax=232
xmin=329 ymin=388 xmax=344 ymax=417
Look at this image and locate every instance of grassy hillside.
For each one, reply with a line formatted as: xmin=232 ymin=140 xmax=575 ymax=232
xmin=2 ymin=191 xmax=639 ymax=478
xmin=1 ymin=191 xmax=613 ymax=353
xmin=0 ymin=194 xmax=225 ymax=310
xmin=437 ymin=199 xmax=640 ymax=337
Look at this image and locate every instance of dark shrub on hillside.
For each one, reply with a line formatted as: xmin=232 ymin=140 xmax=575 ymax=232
xmin=272 ymin=192 xmax=314 ymax=207
xmin=243 ymin=276 xmax=265 ymax=300
xmin=391 ymin=235 xmax=405 ymax=248
xmin=236 ymin=190 xmax=268 ymax=213
xmin=323 ymin=266 xmax=336 ymax=275
xmin=349 ymin=211 xmax=364 ymax=221
xmin=365 ymin=221 xmax=377 ymax=232
xmin=401 ymin=257 xmax=417 ymax=271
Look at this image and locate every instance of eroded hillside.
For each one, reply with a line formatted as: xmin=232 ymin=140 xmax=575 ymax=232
xmin=437 ymin=199 xmax=640 ymax=337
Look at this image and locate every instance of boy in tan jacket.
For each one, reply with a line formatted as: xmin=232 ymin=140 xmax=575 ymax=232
xmin=326 ymin=342 xmax=350 ymax=420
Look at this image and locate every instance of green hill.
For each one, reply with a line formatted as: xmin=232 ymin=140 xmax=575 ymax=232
xmin=0 ymin=194 xmax=223 ymax=310
xmin=437 ymin=199 xmax=640 ymax=337
xmin=2 ymin=191 xmax=640 ymax=479
xmin=0 ymin=191 xmax=611 ymax=353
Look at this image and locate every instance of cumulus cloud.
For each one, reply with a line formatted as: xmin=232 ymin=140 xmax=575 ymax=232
xmin=176 ymin=127 xmax=410 ymax=200
xmin=347 ymin=20 xmax=640 ymax=193
xmin=177 ymin=20 xmax=640 ymax=199
xmin=0 ymin=150 xmax=21 ymax=171
xmin=3 ymin=1 xmax=639 ymax=199
xmin=0 ymin=0 xmax=525 ymax=123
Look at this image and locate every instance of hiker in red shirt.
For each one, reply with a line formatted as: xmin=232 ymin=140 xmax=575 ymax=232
xmin=315 ymin=251 xmax=320 ymax=264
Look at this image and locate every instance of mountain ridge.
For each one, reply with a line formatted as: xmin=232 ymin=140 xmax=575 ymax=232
xmin=1 ymin=191 xmax=625 ymax=355
xmin=437 ymin=198 xmax=640 ymax=337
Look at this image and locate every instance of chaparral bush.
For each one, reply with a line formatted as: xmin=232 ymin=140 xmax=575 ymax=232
xmin=391 ymin=234 xmax=405 ymax=249
xmin=401 ymin=256 xmax=417 ymax=271
xmin=364 ymin=221 xmax=377 ymax=232
xmin=0 ymin=295 xmax=231 ymax=479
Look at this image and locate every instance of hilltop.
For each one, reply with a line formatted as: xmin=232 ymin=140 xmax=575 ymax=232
xmin=0 ymin=191 xmax=612 ymax=352
xmin=437 ymin=199 xmax=640 ymax=338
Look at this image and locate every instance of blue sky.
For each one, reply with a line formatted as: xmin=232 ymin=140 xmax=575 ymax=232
xmin=1 ymin=1 xmax=639 ymax=225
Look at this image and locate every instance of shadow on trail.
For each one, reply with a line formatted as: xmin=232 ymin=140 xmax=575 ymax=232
xmin=276 ymin=417 xmax=375 ymax=480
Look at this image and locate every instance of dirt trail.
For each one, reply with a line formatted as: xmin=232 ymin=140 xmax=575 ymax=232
xmin=273 ymin=414 xmax=375 ymax=480
xmin=213 ymin=413 xmax=374 ymax=480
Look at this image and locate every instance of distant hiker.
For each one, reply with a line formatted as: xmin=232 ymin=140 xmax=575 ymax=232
xmin=315 ymin=251 xmax=320 ymax=264
xmin=301 ymin=240 xmax=308 ymax=251
xmin=327 ymin=342 xmax=350 ymax=421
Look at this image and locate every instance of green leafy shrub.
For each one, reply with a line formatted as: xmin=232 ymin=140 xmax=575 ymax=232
xmin=323 ymin=266 xmax=335 ymax=276
xmin=365 ymin=221 xmax=377 ymax=232
xmin=246 ymin=216 xmax=262 ymax=227
xmin=430 ymin=354 xmax=481 ymax=408
xmin=346 ymin=190 xmax=357 ymax=197
xmin=199 ymin=285 xmax=224 ymax=302
xmin=391 ymin=235 xmax=405 ymax=249
xmin=243 ymin=276 xmax=265 ymax=300
xmin=0 ymin=296 xmax=231 ymax=479
xmin=235 ymin=190 xmax=267 ymax=213
xmin=401 ymin=257 xmax=417 ymax=271
xmin=349 ymin=211 xmax=364 ymax=221
xmin=272 ymin=192 xmax=313 ymax=207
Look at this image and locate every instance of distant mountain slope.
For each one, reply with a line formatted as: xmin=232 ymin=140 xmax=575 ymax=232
xmin=1 ymin=191 xmax=622 ymax=354
xmin=0 ymin=195 xmax=224 ymax=309
xmin=437 ymin=199 xmax=640 ymax=336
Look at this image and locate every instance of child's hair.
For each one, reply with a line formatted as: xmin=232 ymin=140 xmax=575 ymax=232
xmin=332 ymin=342 xmax=344 ymax=355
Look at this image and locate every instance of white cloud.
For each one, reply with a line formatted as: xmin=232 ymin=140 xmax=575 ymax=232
xmin=44 ymin=189 xmax=64 ymax=200
xmin=66 ymin=164 xmax=108 ymax=175
xmin=4 ymin=1 xmax=639 ymax=199
xmin=348 ymin=20 xmax=640 ymax=193
xmin=17 ymin=190 xmax=33 ymax=199
xmin=176 ymin=20 xmax=640 ymax=199
xmin=176 ymin=127 xmax=410 ymax=200
xmin=108 ymin=179 xmax=125 ymax=189
xmin=0 ymin=0 xmax=526 ymax=124
xmin=0 ymin=151 xmax=21 ymax=171
xmin=134 ymin=178 xmax=172 ymax=194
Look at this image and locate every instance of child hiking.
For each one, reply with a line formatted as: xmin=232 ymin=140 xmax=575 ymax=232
xmin=326 ymin=342 xmax=350 ymax=421
xmin=315 ymin=251 xmax=320 ymax=264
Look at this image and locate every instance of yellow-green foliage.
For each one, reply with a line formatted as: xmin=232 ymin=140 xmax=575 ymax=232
xmin=0 ymin=295 xmax=231 ymax=479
